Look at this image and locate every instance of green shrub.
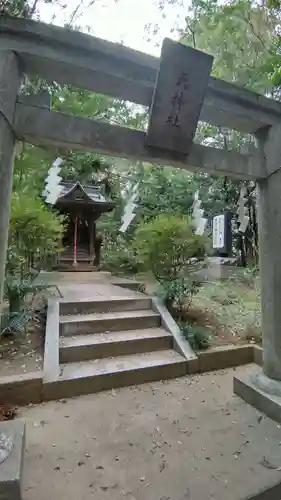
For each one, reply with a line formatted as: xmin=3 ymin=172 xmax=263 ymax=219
xmin=102 ymin=236 xmax=139 ymax=274
xmin=2 ymin=194 xmax=64 ymax=325
xmin=157 ymin=277 xmax=200 ymax=314
xmin=2 ymin=271 xmax=61 ymax=336
xmin=209 ymin=290 xmax=238 ymax=306
xmin=0 ymin=309 xmax=38 ymax=338
xmin=133 ymin=215 xmax=206 ymax=280
xmin=242 ymin=264 xmax=260 ymax=287
xmin=8 ymin=193 xmax=65 ymax=272
xmin=181 ymin=323 xmax=210 ymax=351
xmin=4 ymin=271 xmax=61 ymax=313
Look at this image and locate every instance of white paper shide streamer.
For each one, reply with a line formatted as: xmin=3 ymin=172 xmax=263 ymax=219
xmin=237 ymin=186 xmax=249 ymax=234
xmin=120 ymin=183 xmax=139 ymax=233
xmin=192 ymin=190 xmax=207 ymax=236
xmin=42 ymin=157 xmax=64 ymax=205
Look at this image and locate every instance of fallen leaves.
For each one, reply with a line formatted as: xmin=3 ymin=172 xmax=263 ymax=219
xmin=260 ymin=457 xmax=281 ymax=471
xmin=0 ymin=404 xmax=17 ymax=421
xmin=100 ymin=483 xmax=119 ymax=491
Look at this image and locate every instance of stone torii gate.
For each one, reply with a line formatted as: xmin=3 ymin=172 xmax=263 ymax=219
xmin=1 ymin=16 xmax=281 ymax=418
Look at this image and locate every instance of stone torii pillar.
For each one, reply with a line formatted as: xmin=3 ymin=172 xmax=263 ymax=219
xmin=256 ymin=125 xmax=281 ymax=381
xmin=0 ymin=51 xmax=22 ymax=314
xmin=234 ymin=125 xmax=281 ymax=422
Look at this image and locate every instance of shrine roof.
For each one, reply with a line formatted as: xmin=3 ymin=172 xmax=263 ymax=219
xmin=54 ymin=182 xmax=115 ymax=214
xmin=57 ymin=181 xmax=112 ymax=204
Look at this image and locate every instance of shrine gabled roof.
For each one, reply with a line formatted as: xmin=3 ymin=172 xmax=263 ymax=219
xmin=57 ymin=181 xmax=111 ymax=204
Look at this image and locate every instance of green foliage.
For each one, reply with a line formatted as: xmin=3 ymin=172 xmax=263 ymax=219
xmin=53 ymin=86 xmax=114 ymax=119
xmin=192 ymin=279 xmax=261 ymax=342
xmin=1 ymin=270 xmax=61 ymax=336
xmin=267 ymin=0 xmax=280 ymax=7
xmin=181 ymin=323 xmax=210 ymax=351
xmin=0 ymin=0 xmax=62 ymax=20
xmin=130 ymin=163 xmax=243 ymax=226
xmin=244 ymin=264 xmax=259 ymax=278
xmin=209 ymin=288 xmax=238 ymax=306
xmin=5 ymin=272 xmax=38 ymax=314
xmin=180 ymin=0 xmax=276 ymax=94
xmin=241 ymin=264 xmax=260 ymax=287
xmin=52 ymin=85 xmax=147 ymax=129
xmin=131 ymin=163 xmax=196 ymax=221
xmin=0 ymin=308 xmax=38 ymax=338
xmin=4 ymin=271 xmax=60 ymax=313
xmin=157 ymin=277 xmax=200 ymax=312
xmin=8 ymin=193 xmax=65 ymax=271
xmin=102 ymin=237 xmax=139 ymax=274
xmin=0 ymin=0 xmax=38 ymax=17
xmin=61 ymin=152 xmax=110 ymax=184
xmin=134 ymin=215 xmax=206 ymax=279
xmin=13 ymin=143 xmax=53 ymax=194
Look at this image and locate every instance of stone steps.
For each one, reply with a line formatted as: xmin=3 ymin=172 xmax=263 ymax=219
xmin=39 ymin=271 xmax=112 ymax=284
xmin=59 ymin=309 xmax=161 ymax=336
xmin=44 ymin=350 xmax=187 ymax=400
xmin=43 ymin=292 xmax=188 ymax=400
xmin=59 ymin=327 xmax=173 ymax=363
xmin=60 ymin=296 xmax=151 ymax=315
xmin=111 ymin=276 xmax=143 ymax=291
xmin=60 ymin=255 xmax=91 ymax=261
xmin=57 ymin=262 xmax=96 ymax=272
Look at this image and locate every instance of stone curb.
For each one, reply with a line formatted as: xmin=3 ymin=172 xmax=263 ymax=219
xmin=43 ymin=298 xmax=60 ymax=383
xmin=151 ymin=297 xmax=199 ymax=374
xmin=198 ymin=344 xmax=254 ymax=372
xmin=0 ymin=346 xmax=263 ymax=405
xmin=0 ymin=372 xmax=42 ymax=405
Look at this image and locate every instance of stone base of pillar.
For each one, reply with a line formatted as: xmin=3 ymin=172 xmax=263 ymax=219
xmin=0 ymin=420 xmax=25 ymax=500
xmin=234 ymin=368 xmax=281 ymax=423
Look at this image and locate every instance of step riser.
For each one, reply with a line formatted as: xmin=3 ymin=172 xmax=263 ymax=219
xmin=60 ymin=336 xmax=173 ymax=363
xmin=51 ymin=272 xmax=111 ymax=281
xmin=43 ymin=361 xmax=187 ymax=401
xmin=115 ymin=282 xmax=141 ymax=291
xmin=58 ymin=265 xmax=95 ymax=272
xmin=60 ymin=298 xmax=151 ymax=316
xmin=60 ymin=315 xmax=161 ymax=336
xmin=60 ymin=257 xmax=92 ymax=262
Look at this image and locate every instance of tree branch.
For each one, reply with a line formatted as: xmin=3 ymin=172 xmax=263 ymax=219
xmin=30 ymin=0 xmax=39 ymax=16
xmin=68 ymin=0 xmax=85 ymax=26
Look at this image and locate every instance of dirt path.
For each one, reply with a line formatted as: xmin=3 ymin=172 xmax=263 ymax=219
xmin=20 ymin=366 xmax=281 ymax=500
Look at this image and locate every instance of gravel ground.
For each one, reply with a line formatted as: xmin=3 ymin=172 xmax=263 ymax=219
xmin=20 ymin=365 xmax=281 ymax=500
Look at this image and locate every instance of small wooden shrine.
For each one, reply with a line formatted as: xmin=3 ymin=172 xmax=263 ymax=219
xmin=54 ymin=181 xmax=115 ymax=270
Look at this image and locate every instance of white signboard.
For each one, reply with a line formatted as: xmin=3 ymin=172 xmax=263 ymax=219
xmin=213 ymin=214 xmax=225 ymax=249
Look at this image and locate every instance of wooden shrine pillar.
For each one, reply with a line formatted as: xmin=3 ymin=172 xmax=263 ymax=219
xmin=256 ymin=126 xmax=281 ymax=381
xmin=0 ymin=52 xmax=22 ymax=314
xmin=89 ymin=215 xmax=95 ymax=264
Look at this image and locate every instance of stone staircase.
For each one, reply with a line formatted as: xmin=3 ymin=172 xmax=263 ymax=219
xmin=44 ymin=294 xmax=187 ymax=399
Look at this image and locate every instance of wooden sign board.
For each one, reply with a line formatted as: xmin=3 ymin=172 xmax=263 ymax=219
xmin=146 ymin=39 xmax=213 ymax=155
